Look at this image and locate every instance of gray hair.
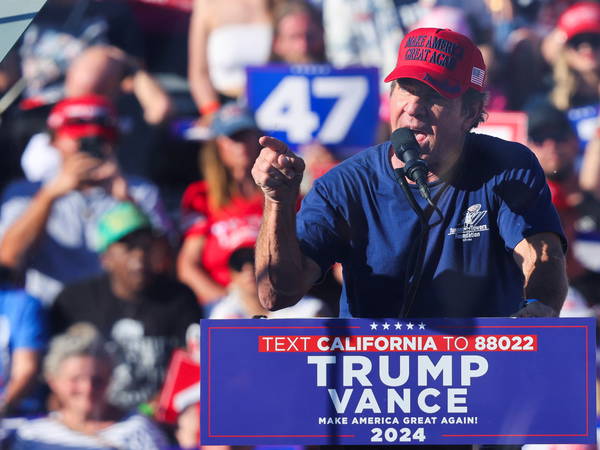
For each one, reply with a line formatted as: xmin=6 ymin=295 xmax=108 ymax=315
xmin=44 ymin=322 xmax=114 ymax=379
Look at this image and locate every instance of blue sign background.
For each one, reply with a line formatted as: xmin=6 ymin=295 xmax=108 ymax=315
xmin=246 ymin=65 xmax=379 ymax=157
xmin=200 ymin=318 xmax=595 ymax=446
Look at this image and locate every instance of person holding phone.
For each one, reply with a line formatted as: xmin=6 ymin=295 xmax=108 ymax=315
xmin=0 ymin=95 xmax=172 ymax=306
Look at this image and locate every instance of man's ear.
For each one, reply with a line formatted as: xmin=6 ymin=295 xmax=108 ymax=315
xmin=461 ymin=101 xmax=482 ymax=133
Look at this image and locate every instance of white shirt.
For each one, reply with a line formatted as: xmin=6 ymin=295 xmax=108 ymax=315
xmin=12 ymin=413 xmax=168 ymax=450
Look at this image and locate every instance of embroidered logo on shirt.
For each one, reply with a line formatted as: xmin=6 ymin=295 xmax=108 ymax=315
xmin=448 ymin=203 xmax=489 ymax=242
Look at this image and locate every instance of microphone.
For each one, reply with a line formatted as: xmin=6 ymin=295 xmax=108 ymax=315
xmin=390 ymin=128 xmax=431 ymax=201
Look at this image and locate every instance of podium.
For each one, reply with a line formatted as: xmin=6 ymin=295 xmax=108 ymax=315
xmin=200 ymin=317 xmax=596 ymax=446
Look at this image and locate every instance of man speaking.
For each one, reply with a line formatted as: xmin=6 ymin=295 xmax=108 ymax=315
xmin=251 ymin=27 xmax=567 ymax=319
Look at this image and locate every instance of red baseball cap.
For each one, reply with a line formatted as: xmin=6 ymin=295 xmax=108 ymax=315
xmin=557 ymin=2 xmax=600 ymax=42
xmin=384 ymin=27 xmax=486 ymax=99
xmin=47 ymin=95 xmax=118 ymax=141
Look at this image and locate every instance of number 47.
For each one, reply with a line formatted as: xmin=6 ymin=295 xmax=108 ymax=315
xmin=255 ymin=76 xmax=369 ymax=144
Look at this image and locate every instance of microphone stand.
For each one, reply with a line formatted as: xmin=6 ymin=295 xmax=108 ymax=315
xmin=394 ymin=168 xmax=430 ymax=318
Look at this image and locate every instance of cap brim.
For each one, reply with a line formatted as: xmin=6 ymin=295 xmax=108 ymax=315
xmin=384 ymin=65 xmax=465 ymax=99
xmin=216 ymin=119 xmax=258 ymax=137
xmin=57 ymin=124 xmax=117 ymax=141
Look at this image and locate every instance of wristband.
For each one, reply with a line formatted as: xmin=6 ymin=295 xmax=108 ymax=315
xmin=200 ymin=100 xmax=220 ymax=116
xmin=521 ymin=298 xmax=540 ymax=309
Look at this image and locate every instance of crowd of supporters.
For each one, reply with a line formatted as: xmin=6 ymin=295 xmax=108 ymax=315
xmin=1 ymin=0 xmax=600 ymax=448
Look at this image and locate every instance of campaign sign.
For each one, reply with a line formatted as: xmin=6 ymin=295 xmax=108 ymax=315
xmin=201 ymin=318 xmax=596 ymax=446
xmin=246 ymin=65 xmax=379 ymax=157
xmin=474 ymin=111 xmax=527 ymax=145
xmin=568 ymin=103 xmax=599 ymax=153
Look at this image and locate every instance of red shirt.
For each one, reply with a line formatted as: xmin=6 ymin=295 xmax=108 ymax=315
xmin=181 ymin=181 xmax=263 ymax=287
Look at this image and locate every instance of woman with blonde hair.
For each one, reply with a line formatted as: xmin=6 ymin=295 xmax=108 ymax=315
xmin=12 ymin=323 xmax=167 ymax=449
xmin=549 ymin=2 xmax=600 ymax=110
xmin=177 ymin=103 xmax=263 ymax=309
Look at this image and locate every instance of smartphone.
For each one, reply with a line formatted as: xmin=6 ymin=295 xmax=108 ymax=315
xmin=79 ymin=136 xmax=108 ymax=160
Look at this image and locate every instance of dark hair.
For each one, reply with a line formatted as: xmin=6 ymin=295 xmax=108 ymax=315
xmin=228 ymin=247 xmax=255 ymax=272
xmin=461 ymin=88 xmax=488 ymax=130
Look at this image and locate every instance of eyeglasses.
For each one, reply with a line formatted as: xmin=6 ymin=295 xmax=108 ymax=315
xmin=567 ymin=33 xmax=600 ymax=50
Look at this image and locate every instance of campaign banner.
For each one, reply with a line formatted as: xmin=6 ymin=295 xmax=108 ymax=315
xmin=200 ymin=317 xmax=596 ymax=446
xmin=568 ymin=103 xmax=599 ymax=154
xmin=246 ymin=65 xmax=379 ymax=157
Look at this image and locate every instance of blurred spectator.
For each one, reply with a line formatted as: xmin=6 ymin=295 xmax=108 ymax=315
xmin=0 ymin=95 xmax=172 ymax=306
xmin=270 ymin=0 xmax=326 ymax=64
xmin=20 ymin=45 xmax=173 ymax=182
xmin=19 ymin=0 xmax=143 ymax=109
xmin=210 ymin=247 xmax=330 ymax=318
xmin=178 ymin=103 xmax=263 ymax=309
xmin=549 ymin=2 xmax=600 ymax=110
xmin=174 ymin=403 xmax=200 ymax=449
xmin=526 ymin=100 xmax=600 ymax=306
xmin=65 ymin=45 xmax=172 ymax=125
xmin=8 ymin=0 xmax=144 ymax=155
xmin=187 ymin=0 xmax=274 ymax=123
xmin=11 ymin=323 xmax=168 ymax=449
xmin=0 ymin=265 xmax=46 ymax=418
xmin=50 ymin=202 xmax=201 ymax=412
xmin=323 ymin=0 xmax=412 ymax=94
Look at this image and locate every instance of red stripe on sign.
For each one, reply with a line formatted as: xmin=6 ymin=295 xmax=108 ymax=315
xmin=257 ymin=335 xmax=538 ymax=352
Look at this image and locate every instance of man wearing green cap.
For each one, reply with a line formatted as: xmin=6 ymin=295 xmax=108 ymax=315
xmin=50 ymin=202 xmax=201 ymax=412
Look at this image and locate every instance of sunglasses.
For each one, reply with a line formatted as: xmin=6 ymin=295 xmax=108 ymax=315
xmin=567 ymin=33 xmax=600 ymax=50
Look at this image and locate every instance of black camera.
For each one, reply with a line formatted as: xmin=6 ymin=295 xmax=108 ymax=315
xmin=79 ymin=136 xmax=108 ymax=160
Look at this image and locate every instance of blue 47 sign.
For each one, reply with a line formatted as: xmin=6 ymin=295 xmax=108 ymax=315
xmin=246 ymin=65 xmax=379 ymax=154
xmin=200 ymin=318 xmax=596 ymax=446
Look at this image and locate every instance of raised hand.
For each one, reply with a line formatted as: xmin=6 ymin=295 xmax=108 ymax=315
xmin=45 ymin=153 xmax=104 ymax=198
xmin=251 ymin=136 xmax=305 ymax=204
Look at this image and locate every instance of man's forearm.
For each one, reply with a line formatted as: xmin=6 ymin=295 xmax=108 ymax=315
xmin=523 ymin=256 xmax=568 ymax=313
xmin=1 ymin=349 xmax=39 ymax=415
xmin=255 ymin=199 xmax=319 ymax=311
xmin=515 ymin=233 xmax=568 ymax=315
xmin=0 ymin=187 xmax=58 ymax=268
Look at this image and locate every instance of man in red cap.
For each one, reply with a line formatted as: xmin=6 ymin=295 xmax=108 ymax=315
xmin=0 ymin=95 xmax=171 ymax=306
xmin=251 ymin=28 xmax=567 ymax=319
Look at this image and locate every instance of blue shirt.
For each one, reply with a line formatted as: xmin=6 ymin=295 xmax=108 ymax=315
xmin=0 ymin=286 xmax=46 ymax=398
xmin=297 ymin=133 xmax=565 ymax=318
xmin=0 ymin=176 xmax=171 ymax=306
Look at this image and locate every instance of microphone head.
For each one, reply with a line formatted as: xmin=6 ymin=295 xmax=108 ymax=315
xmin=390 ymin=127 xmax=420 ymax=162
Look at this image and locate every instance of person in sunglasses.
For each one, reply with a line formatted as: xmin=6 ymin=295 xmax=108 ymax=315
xmin=550 ymin=2 xmax=600 ymax=110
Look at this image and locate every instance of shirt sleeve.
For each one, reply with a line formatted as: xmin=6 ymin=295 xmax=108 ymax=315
xmin=494 ymin=149 xmax=567 ymax=252
xmin=180 ymin=182 xmax=209 ymax=237
xmin=127 ymin=178 xmax=174 ymax=235
xmin=11 ymin=292 xmax=46 ymax=351
xmin=0 ymin=182 xmax=37 ymax=238
xmin=296 ymin=180 xmax=349 ymax=278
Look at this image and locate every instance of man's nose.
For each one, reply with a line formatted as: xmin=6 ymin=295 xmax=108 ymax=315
xmin=403 ymin=94 xmax=427 ymax=118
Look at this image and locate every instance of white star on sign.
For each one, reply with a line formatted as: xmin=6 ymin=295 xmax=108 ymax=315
xmin=382 ymin=322 xmax=390 ymax=330
xmin=406 ymin=322 xmax=414 ymax=330
xmin=418 ymin=322 xmax=426 ymax=330
xmin=395 ymin=322 xmax=402 ymax=330
xmin=370 ymin=322 xmax=378 ymax=330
